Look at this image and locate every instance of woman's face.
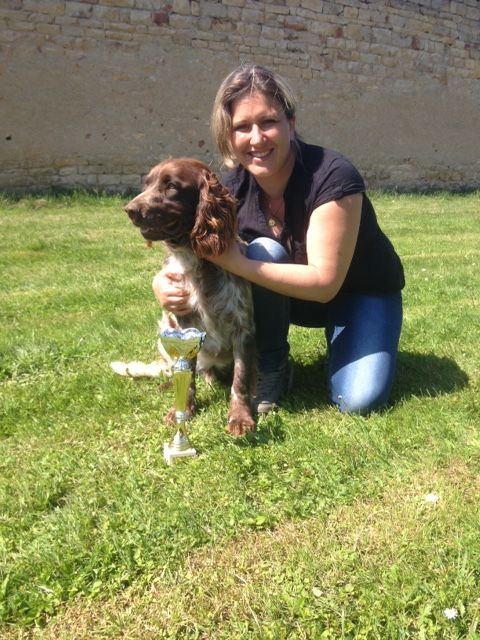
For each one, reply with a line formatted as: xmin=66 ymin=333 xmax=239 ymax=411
xmin=229 ymin=91 xmax=295 ymax=183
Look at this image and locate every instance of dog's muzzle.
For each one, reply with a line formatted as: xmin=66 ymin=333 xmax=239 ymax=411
xmin=124 ymin=202 xmax=144 ymax=227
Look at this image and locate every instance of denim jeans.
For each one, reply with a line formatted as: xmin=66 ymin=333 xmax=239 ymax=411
xmin=246 ymin=237 xmax=403 ymax=415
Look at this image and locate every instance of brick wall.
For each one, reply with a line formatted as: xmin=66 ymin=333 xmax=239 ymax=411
xmin=1 ymin=0 xmax=479 ymax=192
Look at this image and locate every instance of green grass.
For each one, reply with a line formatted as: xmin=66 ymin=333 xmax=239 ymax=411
xmin=0 ymin=191 xmax=479 ymax=638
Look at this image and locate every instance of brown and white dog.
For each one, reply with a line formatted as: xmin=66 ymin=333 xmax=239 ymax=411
xmin=124 ymin=158 xmax=256 ymax=436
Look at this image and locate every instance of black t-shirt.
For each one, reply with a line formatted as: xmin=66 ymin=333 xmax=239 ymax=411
xmin=221 ymin=142 xmax=405 ymax=295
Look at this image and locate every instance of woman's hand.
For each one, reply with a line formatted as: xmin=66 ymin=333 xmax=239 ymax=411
xmin=206 ymin=241 xmax=246 ymax=272
xmin=152 ymin=269 xmax=192 ymax=316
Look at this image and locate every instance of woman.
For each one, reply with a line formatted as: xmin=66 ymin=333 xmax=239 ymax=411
xmin=154 ymin=64 xmax=405 ymax=415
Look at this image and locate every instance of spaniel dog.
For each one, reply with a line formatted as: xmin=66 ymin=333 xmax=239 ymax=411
xmin=124 ymin=158 xmax=256 ymax=437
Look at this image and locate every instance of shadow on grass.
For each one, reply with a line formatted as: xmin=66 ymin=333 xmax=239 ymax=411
xmin=198 ymin=350 xmax=469 ymax=448
xmin=234 ymin=415 xmax=287 ymax=448
xmin=281 ymin=351 xmax=469 ymax=412
xmin=392 ymin=351 xmax=469 ymax=402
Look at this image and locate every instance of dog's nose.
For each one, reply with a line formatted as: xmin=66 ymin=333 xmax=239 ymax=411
xmin=124 ymin=202 xmax=141 ymax=222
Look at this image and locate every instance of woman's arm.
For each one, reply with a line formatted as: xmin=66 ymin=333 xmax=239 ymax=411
xmin=208 ymin=193 xmax=362 ymax=303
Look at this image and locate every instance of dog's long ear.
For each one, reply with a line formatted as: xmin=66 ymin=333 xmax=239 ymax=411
xmin=190 ymin=170 xmax=237 ymax=258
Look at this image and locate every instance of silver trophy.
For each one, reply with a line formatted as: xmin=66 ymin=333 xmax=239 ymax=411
xmin=158 ymin=327 xmax=206 ymax=465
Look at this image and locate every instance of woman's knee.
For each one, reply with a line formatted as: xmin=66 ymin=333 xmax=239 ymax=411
xmin=329 ymin=353 xmax=396 ymax=415
xmin=246 ymin=237 xmax=290 ymax=263
xmin=330 ymin=386 xmax=390 ymax=415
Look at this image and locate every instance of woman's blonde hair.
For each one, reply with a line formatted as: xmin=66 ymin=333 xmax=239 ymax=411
xmin=211 ymin=63 xmax=299 ymax=168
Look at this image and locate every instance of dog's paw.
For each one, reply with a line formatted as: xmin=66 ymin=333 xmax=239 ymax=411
xmin=165 ymin=405 xmax=195 ymax=425
xmin=110 ymin=360 xmax=171 ymax=378
xmin=226 ymin=414 xmax=256 ymax=437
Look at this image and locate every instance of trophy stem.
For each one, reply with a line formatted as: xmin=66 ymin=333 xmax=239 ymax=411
xmin=172 ymin=429 xmax=189 ymax=450
xmin=163 ymin=356 xmax=197 ymax=464
xmin=158 ymin=327 xmax=205 ymax=465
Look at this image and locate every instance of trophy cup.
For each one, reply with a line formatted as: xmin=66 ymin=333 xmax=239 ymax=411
xmin=158 ymin=327 xmax=206 ymax=465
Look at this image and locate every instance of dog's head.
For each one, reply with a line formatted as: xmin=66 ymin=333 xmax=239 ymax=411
xmin=124 ymin=158 xmax=237 ymax=258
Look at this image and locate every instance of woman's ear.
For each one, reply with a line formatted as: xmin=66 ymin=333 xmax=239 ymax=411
xmin=190 ymin=170 xmax=237 ymax=258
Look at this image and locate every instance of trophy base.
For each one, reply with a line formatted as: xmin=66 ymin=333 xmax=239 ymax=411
xmin=163 ymin=441 xmax=197 ymax=465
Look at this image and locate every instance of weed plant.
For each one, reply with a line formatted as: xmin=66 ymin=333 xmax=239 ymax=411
xmin=0 ymin=192 xmax=479 ymax=638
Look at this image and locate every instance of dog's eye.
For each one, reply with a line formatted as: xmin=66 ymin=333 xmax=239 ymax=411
xmin=165 ymin=182 xmax=178 ymax=195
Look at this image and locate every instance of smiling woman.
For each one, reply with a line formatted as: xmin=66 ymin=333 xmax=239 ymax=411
xmin=211 ymin=64 xmax=299 ymax=170
xmin=153 ymin=63 xmax=405 ymax=416
xmin=229 ymin=92 xmax=295 ymax=191
xmin=228 ymin=91 xmax=296 ymax=241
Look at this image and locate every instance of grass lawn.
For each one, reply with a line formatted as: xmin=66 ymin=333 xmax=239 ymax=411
xmin=0 ymin=191 xmax=479 ymax=639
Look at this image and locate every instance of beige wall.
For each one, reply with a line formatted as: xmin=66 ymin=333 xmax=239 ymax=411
xmin=1 ymin=0 xmax=479 ymax=193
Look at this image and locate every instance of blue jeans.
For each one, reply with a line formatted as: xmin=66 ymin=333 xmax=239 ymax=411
xmin=246 ymin=237 xmax=403 ymax=415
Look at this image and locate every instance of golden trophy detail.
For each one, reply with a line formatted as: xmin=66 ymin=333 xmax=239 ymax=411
xmin=158 ymin=327 xmax=206 ymax=465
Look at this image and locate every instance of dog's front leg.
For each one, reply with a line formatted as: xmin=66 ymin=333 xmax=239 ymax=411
xmin=226 ymin=335 xmax=256 ymax=436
